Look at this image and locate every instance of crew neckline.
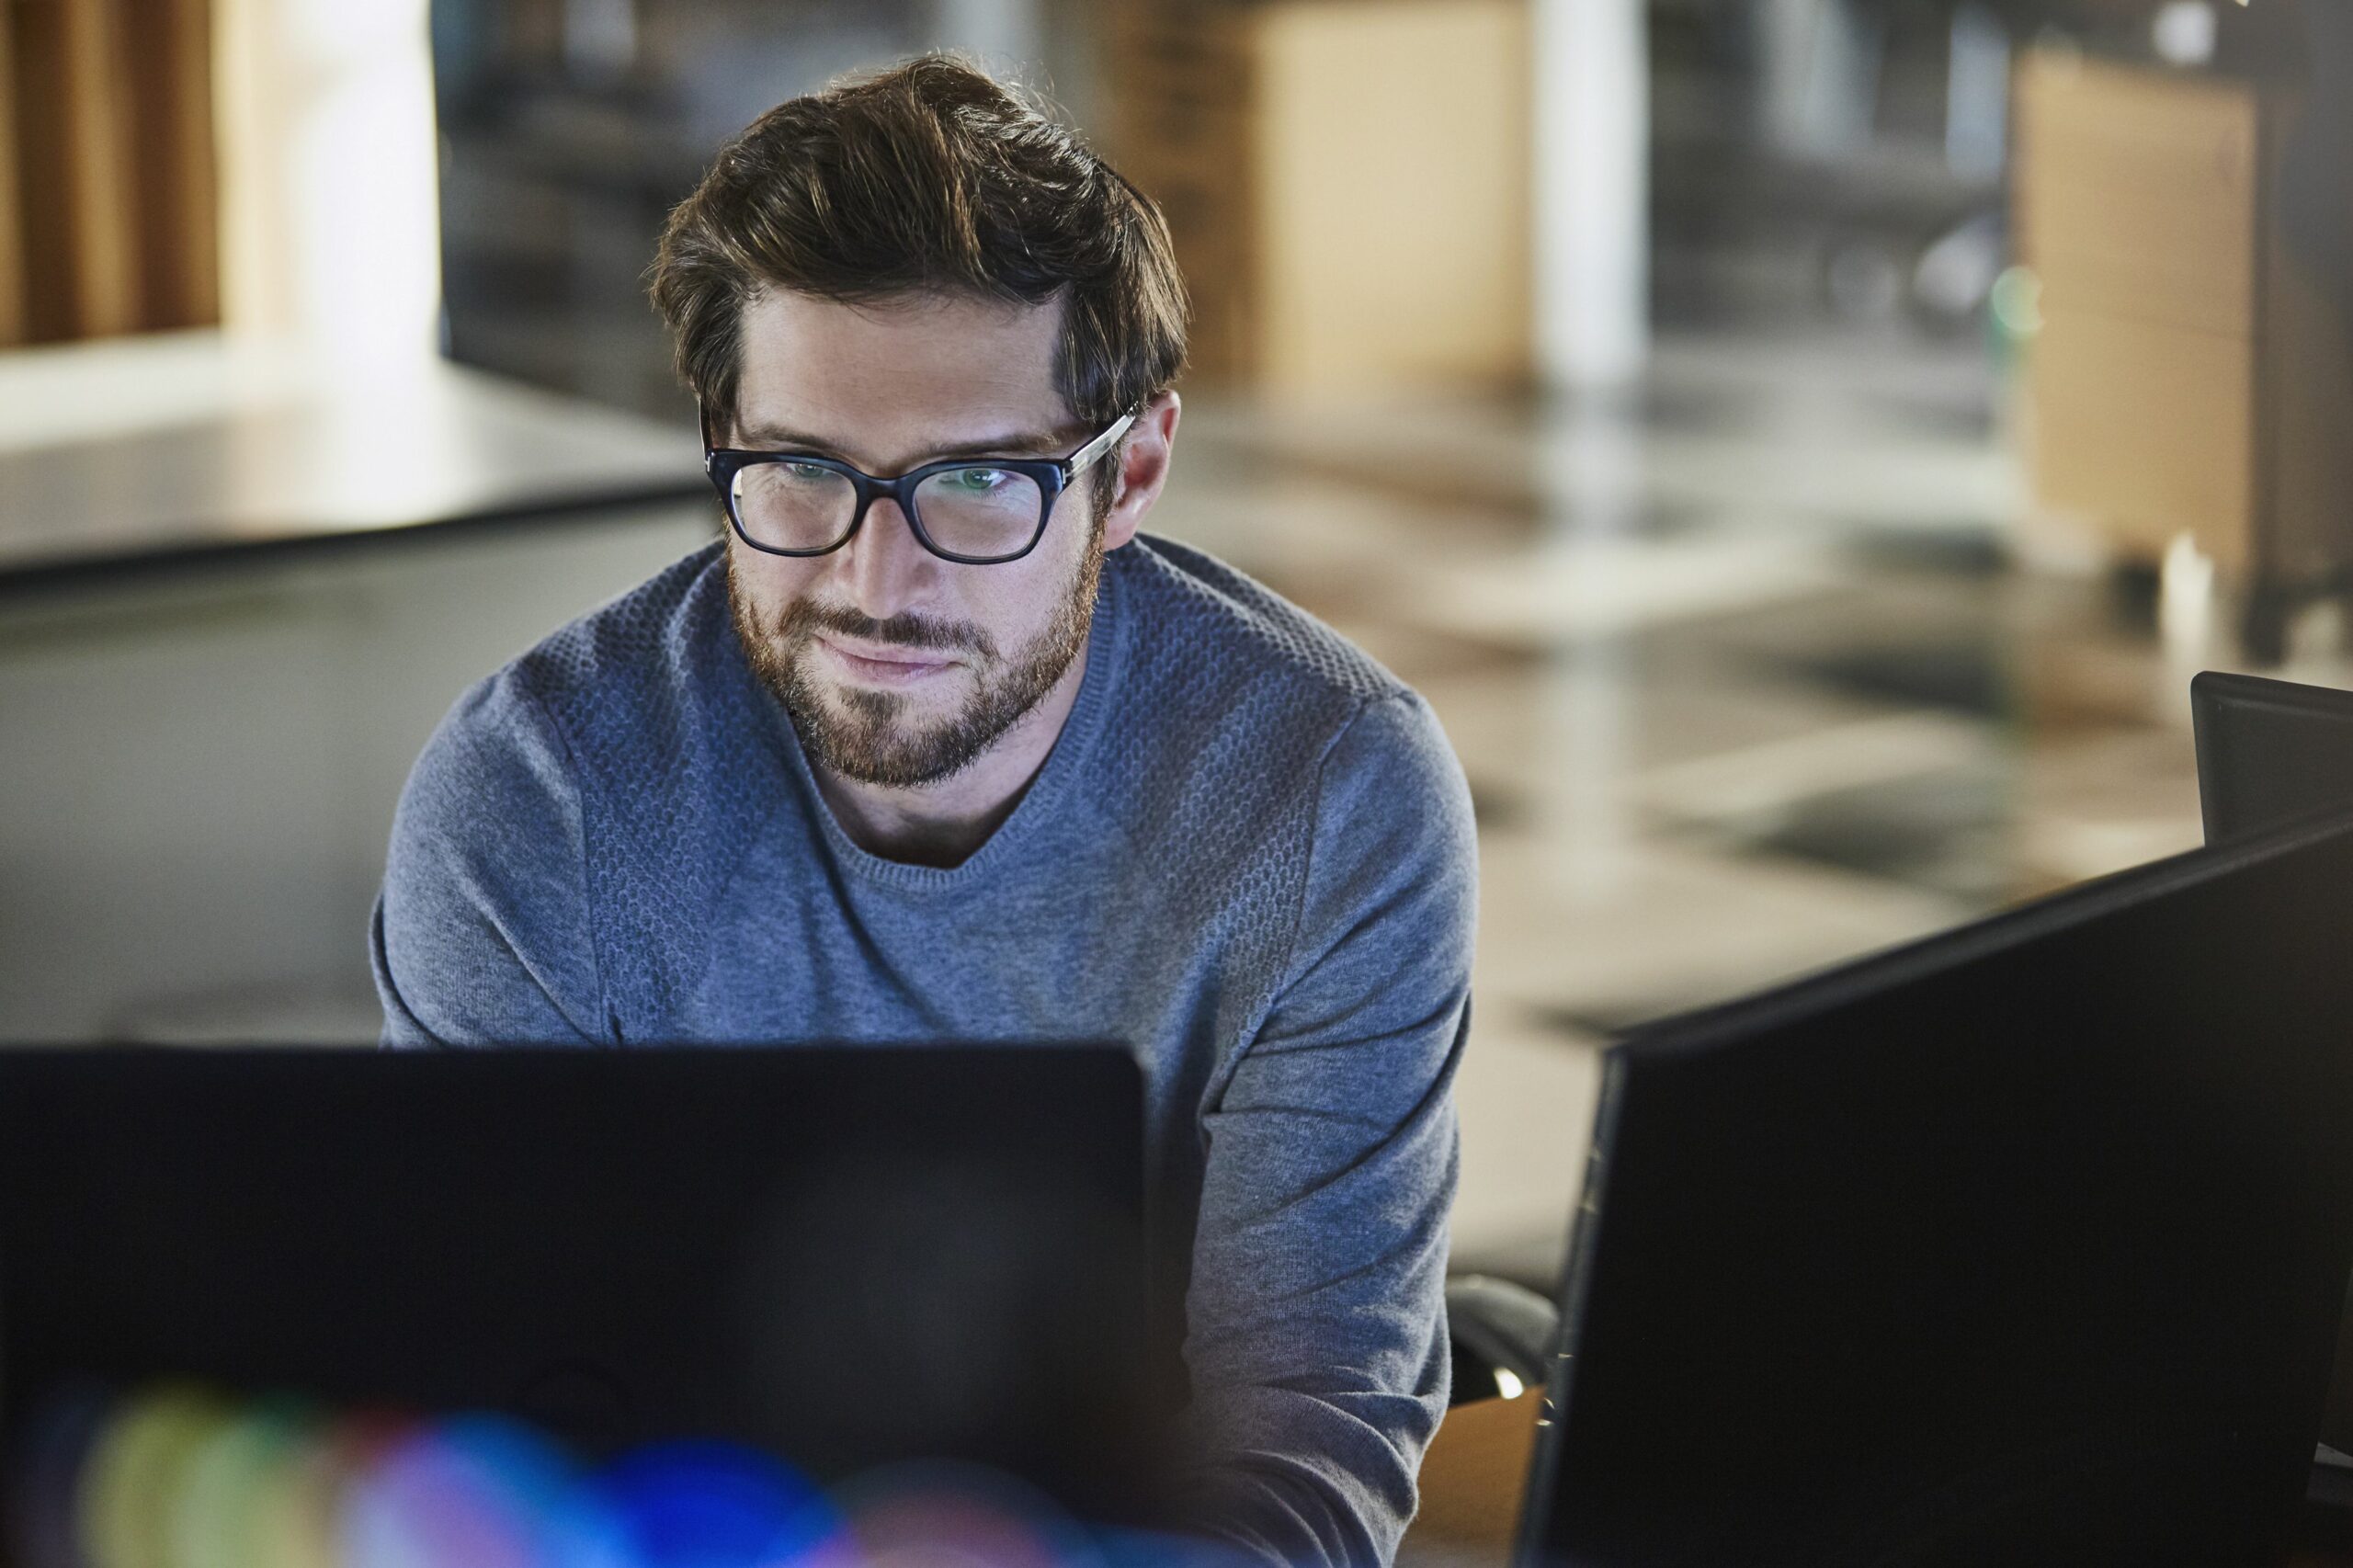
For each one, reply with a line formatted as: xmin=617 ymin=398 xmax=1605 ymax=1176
xmin=760 ymin=551 xmax=1131 ymax=892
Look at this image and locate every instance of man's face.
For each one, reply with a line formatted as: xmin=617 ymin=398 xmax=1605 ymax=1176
xmin=723 ymin=290 xmax=1115 ymax=790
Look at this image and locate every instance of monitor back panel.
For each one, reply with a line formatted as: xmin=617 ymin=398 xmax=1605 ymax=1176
xmin=0 ymin=1046 xmax=1165 ymax=1514
xmin=1522 ymin=817 xmax=2353 ymax=1568
xmin=2190 ymin=671 xmax=2353 ymax=1457
xmin=2193 ymin=670 xmax=2353 ymax=844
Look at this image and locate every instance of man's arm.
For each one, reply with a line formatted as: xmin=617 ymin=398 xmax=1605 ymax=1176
xmin=1178 ymin=690 xmax=1478 ymax=1566
xmin=371 ymin=674 xmax=608 ymax=1047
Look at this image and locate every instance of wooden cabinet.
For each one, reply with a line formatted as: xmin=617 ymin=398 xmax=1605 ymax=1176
xmin=2016 ymin=49 xmax=2353 ymax=657
xmin=1105 ymin=0 xmax=1532 ymax=402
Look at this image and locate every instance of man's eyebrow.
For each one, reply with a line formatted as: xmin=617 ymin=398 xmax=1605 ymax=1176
xmin=731 ymin=423 xmax=1074 ymax=464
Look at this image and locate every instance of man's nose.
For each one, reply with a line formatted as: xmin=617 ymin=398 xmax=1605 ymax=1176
xmin=832 ymin=498 xmax=938 ymax=623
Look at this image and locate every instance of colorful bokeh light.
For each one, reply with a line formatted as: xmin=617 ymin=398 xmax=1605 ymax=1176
xmin=7 ymin=1381 xmax=1182 ymax=1568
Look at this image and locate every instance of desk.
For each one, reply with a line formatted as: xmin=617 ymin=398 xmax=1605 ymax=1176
xmin=1398 ymin=1394 xmax=2353 ymax=1568
xmin=0 ymin=331 xmax=701 ymax=591
xmin=1399 ymin=1393 xmax=1540 ymax=1566
xmin=0 ymin=331 xmax=713 ymax=1037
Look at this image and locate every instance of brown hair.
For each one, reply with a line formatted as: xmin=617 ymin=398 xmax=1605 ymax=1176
xmin=649 ymin=53 xmax=1188 ymax=439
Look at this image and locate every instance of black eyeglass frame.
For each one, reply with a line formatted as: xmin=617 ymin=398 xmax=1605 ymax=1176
xmin=701 ymin=407 xmax=1139 ymax=565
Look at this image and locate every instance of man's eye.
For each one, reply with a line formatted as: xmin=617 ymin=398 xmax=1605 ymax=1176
xmin=781 ymin=461 xmax=835 ymax=483
xmin=947 ymin=467 xmax=1010 ymax=493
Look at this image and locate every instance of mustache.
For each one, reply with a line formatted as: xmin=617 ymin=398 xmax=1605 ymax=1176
xmin=777 ymin=598 xmax=998 ymax=661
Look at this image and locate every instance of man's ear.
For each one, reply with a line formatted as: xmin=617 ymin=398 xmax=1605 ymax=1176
xmin=1101 ymin=391 xmax=1180 ymax=552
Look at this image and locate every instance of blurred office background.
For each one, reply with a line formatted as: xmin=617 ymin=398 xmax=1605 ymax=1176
xmin=2 ymin=0 xmax=2346 ymax=1287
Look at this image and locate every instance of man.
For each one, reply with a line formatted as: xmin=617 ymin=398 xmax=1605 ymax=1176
xmin=372 ymin=54 xmax=1475 ymax=1567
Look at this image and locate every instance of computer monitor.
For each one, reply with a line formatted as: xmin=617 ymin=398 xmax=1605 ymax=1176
xmin=0 ymin=1045 xmax=1171 ymax=1526
xmin=1517 ymin=812 xmax=2353 ymax=1568
xmin=2192 ymin=670 xmax=2353 ymax=846
xmin=2193 ymin=669 xmax=2353 ymax=1468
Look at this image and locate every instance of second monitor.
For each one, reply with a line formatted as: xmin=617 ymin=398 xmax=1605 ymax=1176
xmin=2191 ymin=669 xmax=2353 ymax=845
xmin=1519 ymin=805 xmax=2353 ymax=1567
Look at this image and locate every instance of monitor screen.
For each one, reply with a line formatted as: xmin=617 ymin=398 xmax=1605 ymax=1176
xmin=0 ymin=1043 xmax=1175 ymax=1562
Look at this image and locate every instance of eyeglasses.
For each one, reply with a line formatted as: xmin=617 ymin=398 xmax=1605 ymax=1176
xmin=702 ymin=408 xmax=1137 ymax=565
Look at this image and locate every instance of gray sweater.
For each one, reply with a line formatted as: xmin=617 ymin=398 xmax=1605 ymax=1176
xmin=371 ymin=534 xmax=1476 ymax=1565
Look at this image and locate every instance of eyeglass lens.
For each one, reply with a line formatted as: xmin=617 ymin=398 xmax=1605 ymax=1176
xmin=731 ymin=462 xmax=1046 ymax=560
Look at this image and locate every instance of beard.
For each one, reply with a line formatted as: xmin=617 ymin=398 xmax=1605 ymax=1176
xmin=729 ymin=534 xmax=1104 ymax=790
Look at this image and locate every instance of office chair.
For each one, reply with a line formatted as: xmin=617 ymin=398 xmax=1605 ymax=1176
xmin=1447 ymin=1274 xmax=1559 ymax=1405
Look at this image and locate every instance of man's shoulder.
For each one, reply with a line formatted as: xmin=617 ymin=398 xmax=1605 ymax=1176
xmin=495 ymin=542 xmax=732 ymax=729
xmin=1099 ymin=536 xmax=1461 ymax=873
xmin=409 ymin=539 xmax=783 ymax=892
xmin=393 ymin=540 xmax=783 ymax=1028
xmin=426 ymin=541 xmax=760 ymax=780
xmin=1112 ymin=534 xmax=1412 ymax=722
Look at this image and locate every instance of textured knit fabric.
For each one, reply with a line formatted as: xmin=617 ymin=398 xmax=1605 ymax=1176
xmin=371 ymin=534 xmax=1477 ymax=1566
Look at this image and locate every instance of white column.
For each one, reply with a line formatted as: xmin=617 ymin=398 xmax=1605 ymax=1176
xmin=1533 ymin=0 xmax=1650 ymax=393
xmin=214 ymin=0 xmax=443 ymax=365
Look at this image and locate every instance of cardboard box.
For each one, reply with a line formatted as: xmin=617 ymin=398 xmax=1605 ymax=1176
xmin=1107 ymin=0 xmax=1532 ymax=402
xmin=2016 ymin=47 xmax=2353 ymax=649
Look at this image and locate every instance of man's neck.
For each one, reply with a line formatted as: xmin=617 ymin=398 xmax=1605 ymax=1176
xmin=808 ymin=640 xmax=1091 ymax=869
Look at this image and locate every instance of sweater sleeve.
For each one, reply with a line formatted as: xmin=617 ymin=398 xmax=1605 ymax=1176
xmin=1175 ymin=691 xmax=1478 ymax=1566
xmin=371 ymin=673 xmax=608 ymax=1048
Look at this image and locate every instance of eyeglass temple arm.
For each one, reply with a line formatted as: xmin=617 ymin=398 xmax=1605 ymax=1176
xmin=1068 ymin=410 xmax=1138 ymax=478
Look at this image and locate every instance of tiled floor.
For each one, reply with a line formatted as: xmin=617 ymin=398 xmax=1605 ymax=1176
xmin=1151 ymin=325 xmax=2347 ymax=1288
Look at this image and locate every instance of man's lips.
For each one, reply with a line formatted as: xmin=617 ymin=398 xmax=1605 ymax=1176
xmin=813 ymin=633 xmax=961 ymax=686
